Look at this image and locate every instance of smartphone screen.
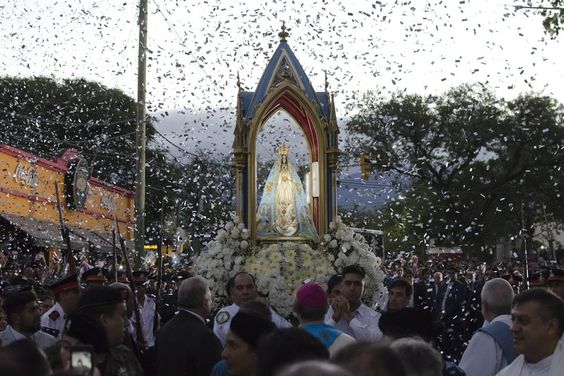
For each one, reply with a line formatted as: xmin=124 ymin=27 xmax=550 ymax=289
xmin=70 ymin=345 xmax=94 ymax=376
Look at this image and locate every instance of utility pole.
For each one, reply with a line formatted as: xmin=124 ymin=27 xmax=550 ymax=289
xmin=521 ymin=202 xmax=530 ymax=290
xmin=135 ymin=0 xmax=148 ymax=267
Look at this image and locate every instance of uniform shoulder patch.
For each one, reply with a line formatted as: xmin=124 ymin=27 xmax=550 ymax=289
xmin=42 ymin=326 xmax=59 ymax=337
xmin=49 ymin=310 xmax=60 ymax=321
xmin=215 ymin=311 xmax=230 ymax=325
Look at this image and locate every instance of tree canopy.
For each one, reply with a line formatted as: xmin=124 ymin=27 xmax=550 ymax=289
xmin=541 ymin=0 xmax=564 ymax=37
xmin=0 ymin=76 xmax=234 ymax=252
xmin=345 ymin=84 xmax=564 ymax=255
xmin=0 ymin=76 xmax=151 ymax=188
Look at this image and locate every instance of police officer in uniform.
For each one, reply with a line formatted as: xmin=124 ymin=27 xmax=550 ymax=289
xmin=40 ymin=274 xmax=80 ymax=339
xmin=43 ymin=286 xmax=143 ymax=375
xmin=81 ymin=267 xmax=109 ymax=288
xmin=130 ymin=271 xmax=160 ymax=376
xmin=129 ymin=271 xmax=158 ymax=348
xmin=213 ymin=272 xmax=291 ymax=346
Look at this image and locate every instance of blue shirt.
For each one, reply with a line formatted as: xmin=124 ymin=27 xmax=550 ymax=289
xmin=210 ymin=359 xmax=229 ymax=376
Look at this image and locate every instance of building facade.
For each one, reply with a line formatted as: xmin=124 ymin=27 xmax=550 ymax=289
xmin=0 ymin=144 xmax=134 ymax=267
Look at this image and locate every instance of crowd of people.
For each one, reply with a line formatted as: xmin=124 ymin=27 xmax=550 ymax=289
xmin=0 ymin=249 xmax=563 ymax=376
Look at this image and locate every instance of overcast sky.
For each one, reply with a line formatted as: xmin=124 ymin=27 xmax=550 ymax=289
xmin=1 ymin=0 xmax=563 ymax=158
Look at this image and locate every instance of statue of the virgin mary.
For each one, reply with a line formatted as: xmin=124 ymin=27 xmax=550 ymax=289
xmin=256 ymin=146 xmax=318 ymax=241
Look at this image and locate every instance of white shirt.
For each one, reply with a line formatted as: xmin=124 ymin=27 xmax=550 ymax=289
xmin=518 ymin=355 xmax=553 ymax=376
xmin=213 ymin=303 xmax=292 ymax=346
xmin=497 ymin=342 xmax=564 ymax=376
xmin=325 ymin=303 xmax=383 ymax=342
xmin=459 ymin=314 xmax=512 ymax=376
xmin=129 ymin=295 xmax=159 ymax=348
xmin=40 ymin=302 xmax=66 ymax=339
xmin=0 ymin=325 xmax=57 ymax=349
xmin=441 ymin=281 xmax=454 ymax=311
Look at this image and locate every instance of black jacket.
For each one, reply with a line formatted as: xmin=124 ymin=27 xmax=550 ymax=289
xmin=156 ymin=310 xmax=222 ymax=376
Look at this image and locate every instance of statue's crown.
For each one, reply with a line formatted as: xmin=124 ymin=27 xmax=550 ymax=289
xmin=279 ymin=145 xmax=289 ymax=156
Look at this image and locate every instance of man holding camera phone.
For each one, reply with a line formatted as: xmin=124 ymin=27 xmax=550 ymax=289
xmin=64 ymin=286 xmax=143 ymax=375
xmin=60 ymin=312 xmax=105 ymax=376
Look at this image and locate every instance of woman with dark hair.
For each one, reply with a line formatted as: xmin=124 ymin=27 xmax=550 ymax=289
xmin=333 ymin=342 xmax=407 ymax=376
xmin=256 ymin=327 xmax=329 ymax=376
xmin=0 ymin=339 xmax=52 ymax=376
xmin=221 ymin=311 xmax=276 ymax=376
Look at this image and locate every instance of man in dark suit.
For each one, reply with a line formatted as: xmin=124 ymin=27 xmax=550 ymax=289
xmin=430 ymin=271 xmax=444 ymax=320
xmin=436 ymin=267 xmax=467 ymax=361
xmin=156 ymin=276 xmax=222 ymax=376
xmin=413 ymin=268 xmax=433 ymax=313
xmin=438 ymin=268 xmax=466 ymax=319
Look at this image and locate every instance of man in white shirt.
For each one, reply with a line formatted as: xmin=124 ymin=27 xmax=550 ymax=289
xmin=213 ymin=272 xmax=291 ymax=346
xmin=460 ymin=278 xmax=516 ymax=376
xmin=326 ymin=264 xmax=382 ymax=341
xmin=497 ymin=288 xmax=564 ymax=376
xmin=0 ymin=291 xmax=56 ymax=349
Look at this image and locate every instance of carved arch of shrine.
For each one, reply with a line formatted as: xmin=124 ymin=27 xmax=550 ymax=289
xmin=232 ymin=26 xmax=339 ymax=243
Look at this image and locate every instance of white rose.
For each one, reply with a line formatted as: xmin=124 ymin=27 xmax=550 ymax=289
xmin=225 ymin=221 xmax=234 ymax=230
xmin=231 ymin=228 xmax=240 ymax=238
xmin=233 ymin=215 xmax=240 ymax=224
xmin=335 ymin=216 xmax=342 ymax=224
xmin=323 ymin=234 xmax=332 ymax=242
xmin=217 ymin=229 xmax=227 ymax=240
xmin=241 ymin=231 xmax=249 ymax=240
xmin=335 ymin=229 xmax=344 ymax=240
xmin=329 ymin=222 xmax=337 ymax=230
xmin=342 ymin=242 xmax=351 ymax=251
xmin=329 ymin=239 xmax=338 ymax=248
xmin=240 ymin=240 xmax=249 ymax=249
xmin=237 ymin=223 xmax=245 ymax=230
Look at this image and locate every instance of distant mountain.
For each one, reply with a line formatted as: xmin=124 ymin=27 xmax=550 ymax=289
xmin=153 ymin=109 xmax=407 ymax=212
xmin=338 ymin=168 xmax=405 ymax=212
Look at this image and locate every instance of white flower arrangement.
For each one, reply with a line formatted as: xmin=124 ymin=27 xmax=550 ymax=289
xmin=195 ymin=215 xmax=251 ymax=305
xmin=195 ymin=213 xmax=383 ymax=316
xmin=320 ymin=216 xmax=385 ymax=307
xmin=246 ymin=242 xmax=334 ymax=316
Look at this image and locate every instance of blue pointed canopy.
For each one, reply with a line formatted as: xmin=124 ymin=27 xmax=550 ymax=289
xmin=241 ymin=41 xmax=330 ymax=121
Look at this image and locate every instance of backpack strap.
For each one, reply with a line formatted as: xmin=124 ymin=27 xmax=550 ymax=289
xmin=478 ymin=320 xmax=518 ymax=363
